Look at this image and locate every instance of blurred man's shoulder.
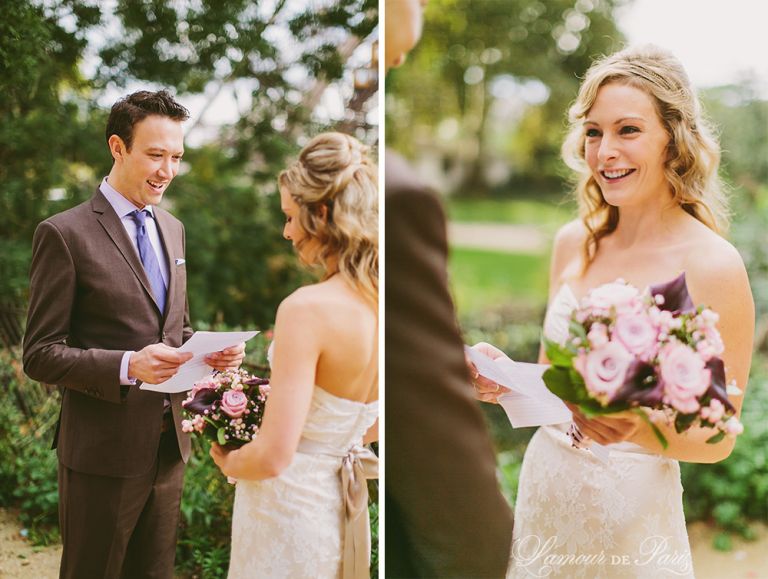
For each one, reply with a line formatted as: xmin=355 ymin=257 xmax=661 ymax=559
xmin=385 ymin=149 xmax=436 ymax=201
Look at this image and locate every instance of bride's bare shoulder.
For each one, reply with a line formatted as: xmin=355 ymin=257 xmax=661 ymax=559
xmin=550 ymin=219 xmax=587 ymax=280
xmin=277 ymin=280 xmax=372 ymax=325
xmin=682 ymin=224 xmax=751 ymax=308
xmin=553 ymin=219 xmax=588 ymax=248
xmin=278 ymin=284 xmax=331 ymax=315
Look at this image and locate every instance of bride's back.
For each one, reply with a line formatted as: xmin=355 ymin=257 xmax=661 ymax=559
xmin=286 ymin=276 xmax=377 ymax=404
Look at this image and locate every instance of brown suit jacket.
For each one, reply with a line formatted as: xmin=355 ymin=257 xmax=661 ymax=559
xmin=23 ymin=189 xmax=193 ymax=478
xmin=384 ymin=151 xmax=514 ymax=578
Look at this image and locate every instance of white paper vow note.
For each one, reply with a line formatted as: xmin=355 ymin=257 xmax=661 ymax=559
xmin=465 ymin=346 xmax=610 ymax=462
xmin=140 ymin=330 xmax=259 ymax=394
xmin=465 ymin=347 xmax=572 ymax=427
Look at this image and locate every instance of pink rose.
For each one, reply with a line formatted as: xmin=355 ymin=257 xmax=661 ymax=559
xmin=220 ymin=390 xmax=248 ymax=418
xmin=585 ymin=281 xmax=641 ymax=314
xmin=659 ymin=342 xmax=710 ymax=413
xmin=613 ymin=312 xmax=659 ymax=361
xmin=574 ymin=340 xmax=634 ymax=401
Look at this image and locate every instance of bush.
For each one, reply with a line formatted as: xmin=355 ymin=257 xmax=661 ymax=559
xmin=0 ymin=349 xmax=60 ymax=544
xmin=680 ymin=361 xmax=768 ymax=540
xmin=176 ymin=437 xmax=236 ymax=578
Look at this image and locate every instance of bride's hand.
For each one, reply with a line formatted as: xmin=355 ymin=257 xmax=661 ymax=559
xmin=567 ymin=403 xmax=642 ymax=445
xmin=466 ymin=342 xmax=511 ymax=404
xmin=210 ymin=442 xmax=239 ymax=477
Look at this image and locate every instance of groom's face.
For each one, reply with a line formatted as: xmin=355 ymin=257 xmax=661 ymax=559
xmin=108 ymin=115 xmax=185 ymax=209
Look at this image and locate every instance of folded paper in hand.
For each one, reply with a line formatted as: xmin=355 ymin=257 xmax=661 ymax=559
xmin=464 ymin=346 xmax=610 ymax=463
xmin=140 ymin=330 xmax=259 ymax=394
xmin=465 ymin=346 xmax=571 ymax=427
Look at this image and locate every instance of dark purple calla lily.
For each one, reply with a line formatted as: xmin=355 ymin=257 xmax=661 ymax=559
xmin=243 ymin=376 xmax=270 ymax=386
xmin=703 ymin=357 xmax=735 ymax=413
xmin=611 ymin=360 xmax=664 ymax=406
xmin=183 ymin=388 xmax=221 ymax=415
xmin=649 ymin=272 xmax=695 ymax=315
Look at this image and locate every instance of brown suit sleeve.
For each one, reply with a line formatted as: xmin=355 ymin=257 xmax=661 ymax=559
xmin=23 ymin=220 xmax=124 ymax=403
xmin=385 ymin=169 xmax=514 ymax=578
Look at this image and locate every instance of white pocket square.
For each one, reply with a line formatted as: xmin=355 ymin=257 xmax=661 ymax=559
xmin=175 ymin=258 xmax=186 ymax=266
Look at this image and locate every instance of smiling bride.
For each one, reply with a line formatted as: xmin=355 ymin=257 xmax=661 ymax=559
xmin=473 ymin=45 xmax=754 ymax=578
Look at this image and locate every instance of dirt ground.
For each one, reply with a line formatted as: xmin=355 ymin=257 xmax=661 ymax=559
xmin=0 ymin=509 xmax=60 ymax=579
xmin=1 ymin=507 xmax=766 ymax=578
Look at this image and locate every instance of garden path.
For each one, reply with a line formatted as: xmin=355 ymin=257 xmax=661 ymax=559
xmin=448 ymin=222 xmax=548 ymax=253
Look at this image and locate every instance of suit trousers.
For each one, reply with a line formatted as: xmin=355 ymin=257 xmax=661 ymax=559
xmin=58 ymin=429 xmax=185 ymax=579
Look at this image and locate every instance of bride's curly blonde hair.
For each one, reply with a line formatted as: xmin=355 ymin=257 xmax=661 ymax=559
xmin=279 ymin=132 xmax=378 ymax=307
xmin=561 ymin=45 xmax=728 ymax=266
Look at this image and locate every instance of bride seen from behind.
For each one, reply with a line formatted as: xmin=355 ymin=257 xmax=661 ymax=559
xmin=211 ymin=132 xmax=379 ymax=579
xmin=474 ymin=45 xmax=753 ymax=578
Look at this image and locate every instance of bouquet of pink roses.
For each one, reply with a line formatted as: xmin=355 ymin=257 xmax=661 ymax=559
xmin=181 ymin=368 xmax=270 ymax=449
xmin=543 ymin=273 xmax=743 ymax=448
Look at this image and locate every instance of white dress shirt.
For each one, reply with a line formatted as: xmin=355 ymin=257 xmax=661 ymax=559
xmin=99 ymin=178 xmax=171 ymax=384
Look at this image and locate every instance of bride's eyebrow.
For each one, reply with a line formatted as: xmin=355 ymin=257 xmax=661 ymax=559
xmin=614 ymin=116 xmax=645 ymax=124
xmin=583 ymin=116 xmax=645 ymax=126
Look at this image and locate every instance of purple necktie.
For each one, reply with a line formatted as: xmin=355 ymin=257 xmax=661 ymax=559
xmin=130 ymin=209 xmax=167 ymax=314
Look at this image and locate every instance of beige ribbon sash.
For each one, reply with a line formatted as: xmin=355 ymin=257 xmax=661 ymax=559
xmin=297 ymin=439 xmax=379 ymax=579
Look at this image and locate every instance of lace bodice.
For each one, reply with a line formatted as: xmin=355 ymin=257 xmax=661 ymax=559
xmin=302 ymin=387 xmax=378 ymax=451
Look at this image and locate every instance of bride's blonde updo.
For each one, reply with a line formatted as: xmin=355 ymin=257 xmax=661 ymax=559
xmin=278 ymin=132 xmax=378 ymax=306
xmin=561 ymin=44 xmax=728 ymax=266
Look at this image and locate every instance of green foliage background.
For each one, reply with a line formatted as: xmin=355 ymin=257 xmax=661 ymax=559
xmin=0 ymin=0 xmax=378 ymax=576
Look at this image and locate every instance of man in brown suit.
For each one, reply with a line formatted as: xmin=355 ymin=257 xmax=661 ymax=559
xmin=23 ymin=90 xmax=244 ymax=579
xmin=384 ymin=1 xmax=514 ymax=577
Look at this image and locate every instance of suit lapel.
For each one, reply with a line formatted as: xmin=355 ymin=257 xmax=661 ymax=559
xmin=91 ymin=191 xmax=163 ymax=314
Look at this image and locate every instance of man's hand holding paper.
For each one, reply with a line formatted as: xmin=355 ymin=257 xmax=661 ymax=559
xmin=141 ymin=330 xmax=259 ymax=393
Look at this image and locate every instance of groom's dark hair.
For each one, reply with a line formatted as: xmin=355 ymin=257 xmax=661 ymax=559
xmin=106 ymin=90 xmax=189 ymax=150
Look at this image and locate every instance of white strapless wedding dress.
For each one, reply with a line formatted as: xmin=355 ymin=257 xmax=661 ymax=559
xmin=227 ymin=385 xmax=378 ymax=579
xmin=508 ymin=285 xmax=694 ymax=579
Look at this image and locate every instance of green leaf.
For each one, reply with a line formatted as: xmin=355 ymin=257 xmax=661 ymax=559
xmin=543 ymin=337 xmax=574 ymax=367
xmin=706 ymin=430 xmax=726 ymax=444
xmin=216 ymin=427 xmax=227 ymax=446
xmin=542 ymin=366 xmax=578 ymax=402
xmin=568 ymin=319 xmax=588 ymax=343
xmin=633 ymin=408 xmax=668 ymax=450
xmin=674 ymin=411 xmax=698 ymax=434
